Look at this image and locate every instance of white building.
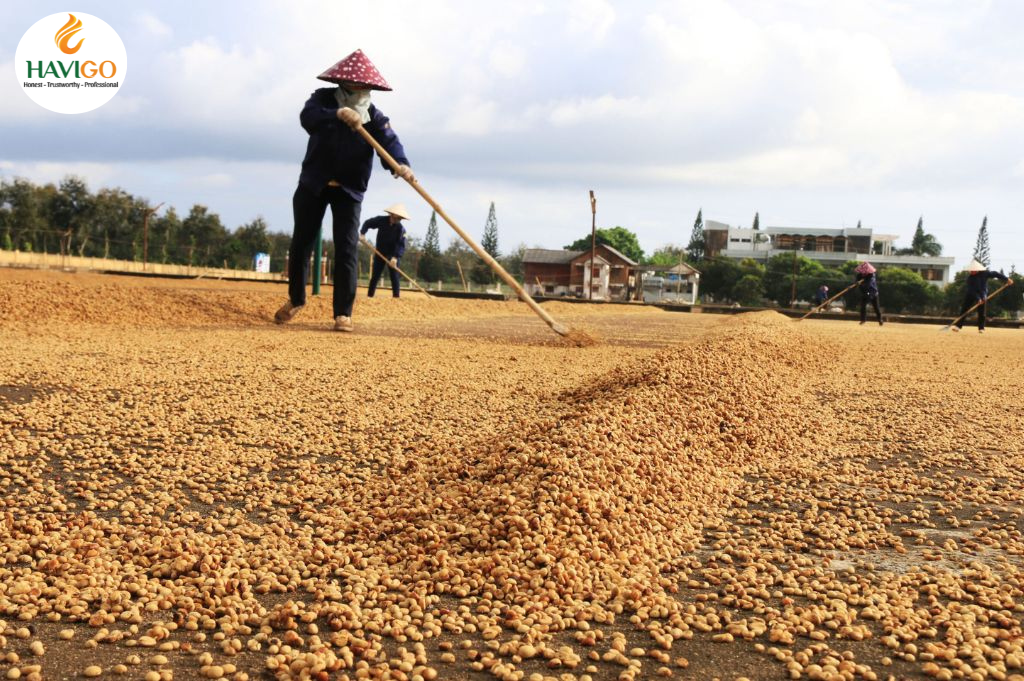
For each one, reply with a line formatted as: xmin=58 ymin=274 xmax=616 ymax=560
xmin=703 ymin=221 xmax=955 ymax=284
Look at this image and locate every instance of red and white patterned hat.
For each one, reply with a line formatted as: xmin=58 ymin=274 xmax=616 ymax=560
xmin=855 ymin=262 xmax=876 ymax=275
xmin=317 ymin=50 xmax=392 ymax=91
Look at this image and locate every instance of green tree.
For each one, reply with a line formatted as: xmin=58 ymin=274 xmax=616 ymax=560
xmin=906 ymin=216 xmax=943 ymax=256
xmin=878 ymin=267 xmax=940 ymax=314
xmin=47 ymin=176 xmax=94 ymax=256
xmin=233 ymin=217 xmax=273 ymax=269
xmin=565 ymin=226 xmax=644 ymax=263
xmin=1 ymin=179 xmax=47 ymax=252
xmin=698 ymin=257 xmax=744 ymax=303
xmin=764 ymin=253 xmax=826 ymax=305
xmin=151 ymin=207 xmax=182 ymax=264
xmin=268 ymin=232 xmax=292 ymax=273
xmin=417 ymin=211 xmax=443 ymax=282
xmin=973 ymin=216 xmax=990 ymax=266
xmin=89 ymin=188 xmax=142 ymax=260
xmin=686 ymin=208 xmax=705 ymax=262
xmin=180 ymin=205 xmax=227 ymax=266
xmin=732 ymin=274 xmax=765 ymax=306
xmin=648 ymin=244 xmax=686 ymax=267
xmin=500 ymin=243 xmax=527 ymax=279
xmin=752 ymin=212 xmax=760 ymax=230
xmin=992 ymin=270 xmax=1023 ymax=317
xmin=444 ymin=238 xmax=476 ymax=287
xmin=473 ymin=202 xmax=500 ymax=285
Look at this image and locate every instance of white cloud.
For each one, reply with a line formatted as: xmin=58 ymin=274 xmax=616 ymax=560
xmin=488 ymin=42 xmax=527 ymax=79
xmin=566 ymin=0 xmax=617 ymax=42
xmin=136 ymin=12 xmax=172 ymax=38
xmin=3 ymin=1 xmax=1024 ymax=266
xmin=0 ymin=161 xmax=119 ymax=187
xmin=543 ymin=94 xmax=645 ymax=126
xmin=444 ymin=95 xmax=501 ymax=136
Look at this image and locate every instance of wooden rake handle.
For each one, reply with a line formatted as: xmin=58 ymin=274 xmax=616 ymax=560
xmin=944 ymin=280 xmax=1014 ymax=329
xmin=797 ymin=281 xmax=861 ymax=321
xmin=359 ymin=235 xmax=430 ymax=295
xmin=352 ymin=122 xmax=569 ymax=336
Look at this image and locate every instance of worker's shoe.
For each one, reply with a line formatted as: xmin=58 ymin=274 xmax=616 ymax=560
xmin=274 ymin=301 xmax=304 ymax=324
xmin=333 ymin=315 xmax=354 ymax=333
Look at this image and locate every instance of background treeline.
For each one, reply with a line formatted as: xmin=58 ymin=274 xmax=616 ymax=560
xmin=0 ymin=176 xmax=286 ymax=270
xmin=0 ymin=176 xmax=524 ymax=284
xmin=1 ymin=176 xmax=1020 ymax=315
xmin=696 ymin=255 xmax=1022 ymax=317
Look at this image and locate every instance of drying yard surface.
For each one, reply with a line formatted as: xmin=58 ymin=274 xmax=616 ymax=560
xmin=1 ymin=270 xmax=1023 ymax=681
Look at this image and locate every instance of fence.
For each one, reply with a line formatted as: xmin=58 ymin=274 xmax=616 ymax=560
xmin=0 ymin=249 xmax=284 ymax=282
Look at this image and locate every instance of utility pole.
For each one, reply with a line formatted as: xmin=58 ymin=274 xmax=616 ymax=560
xmin=589 ymin=190 xmax=597 ymax=300
xmin=142 ymin=202 xmax=164 ymax=271
xmin=790 ymin=249 xmax=799 ymax=307
xmin=313 ymin=230 xmax=322 ymax=295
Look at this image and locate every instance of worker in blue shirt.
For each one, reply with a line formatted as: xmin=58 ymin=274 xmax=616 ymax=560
xmin=361 ymin=204 xmax=409 ymax=298
xmin=953 ymin=259 xmax=1011 ymax=333
xmin=854 ymin=262 xmax=883 ymax=325
xmin=275 ymin=49 xmax=414 ymax=333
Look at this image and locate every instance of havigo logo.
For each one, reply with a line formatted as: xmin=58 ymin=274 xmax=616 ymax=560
xmin=55 ymin=14 xmax=84 ymax=54
xmin=15 ymin=12 xmax=128 ymax=114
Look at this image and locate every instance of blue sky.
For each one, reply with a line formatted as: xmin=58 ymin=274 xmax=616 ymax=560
xmin=3 ymin=1 xmax=1023 ymax=272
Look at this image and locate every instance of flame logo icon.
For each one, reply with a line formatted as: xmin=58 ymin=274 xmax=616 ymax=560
xmin=55 ymin=14 xmax=84 ymax=55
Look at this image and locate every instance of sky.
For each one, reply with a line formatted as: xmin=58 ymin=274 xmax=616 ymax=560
xmin=2 ymin=0 xmax=1022 ymax=272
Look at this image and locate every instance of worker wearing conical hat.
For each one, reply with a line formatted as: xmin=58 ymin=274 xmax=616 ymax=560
xmin=952 ymin=258 xmax=1011 ymax=333
xmin=275 ymin=49 xmax=415 ymax=333
xmin=853 ymin=262 xmax=883 ymax=326
xmin=360 ymin=203 xmax=410 ymax=299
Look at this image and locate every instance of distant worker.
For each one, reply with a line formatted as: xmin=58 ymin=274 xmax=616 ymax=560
xmin=275 ymin=49 xmax=415 ymax=333
xmin=952 ymin=259 xmax=1011 ymax=333
xmin=813 ymin=284 xmax=829 ymax=307
xmin=361 ymin=203 xmax=409 ymax=298
xmin=855 ymin=262 xmax=883 ymax=326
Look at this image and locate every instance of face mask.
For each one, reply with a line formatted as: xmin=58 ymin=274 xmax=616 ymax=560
xmin=335 ymin=86 xmax=371 ymax=124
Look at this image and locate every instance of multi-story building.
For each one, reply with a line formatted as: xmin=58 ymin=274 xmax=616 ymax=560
xmin=703 ymin=220 xmax=955 ymax=284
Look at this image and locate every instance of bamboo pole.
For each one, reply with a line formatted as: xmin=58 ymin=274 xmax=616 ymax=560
xmin=797 ymin=281 xmax=860 ymax=321
xmin=456 ymin=260 xmax=468 ymax=292
xmin=359 ymin=235 xmax=430 ymax=295
xmin=942 ymin=280 xmax=1014 ymax=331
xmin=350 ymin=120 xmax=569 ymax=336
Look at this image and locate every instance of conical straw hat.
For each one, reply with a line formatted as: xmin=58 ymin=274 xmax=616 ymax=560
xmin=317 ymin=49 xmax=392 ymax=90
xmin=384 ymin=203 xmax=410 ymax=220
xmin=964 ymin=258 xmax=986 ymax=272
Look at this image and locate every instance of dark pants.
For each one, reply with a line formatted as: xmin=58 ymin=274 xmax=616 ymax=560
xmin=288 ymin=184 xmax=360 ymax=317
xmin=860 ymin=293 xmax=882 ymax=323
xmin=368 ymin=254 xmax=401 ymax=297
xmin=955 ymin=294 xmax=985 ymax=330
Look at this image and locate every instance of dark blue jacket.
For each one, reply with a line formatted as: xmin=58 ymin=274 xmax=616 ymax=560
xmin=297 ymin=88 xmax=410 ymax=202
xmin=360 ymin=215 xmax=406 ymax=258
xmin=965 ymin=270 xmax=1008 ymax=301
xmin=856 ymin=272 xmax=878 ymax=298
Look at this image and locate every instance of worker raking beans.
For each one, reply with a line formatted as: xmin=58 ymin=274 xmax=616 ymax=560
xmin=361 ymin=203 xmax=409 ymax=299
xmin=952 ymin=258 xmax=1012 ymax=333
xmin=854 ymin=261 xmax=884 ymax=326
xmin=275 ymin=49 xmax=415 ymax=333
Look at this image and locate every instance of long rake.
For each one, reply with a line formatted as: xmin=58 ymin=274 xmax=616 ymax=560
xmin=796 ymin=281 xmax=860 ymax=321
xmin=359 ymin=235 xmax=430 ymax=295
xmin=352 ymin=123 xmax=570 ymax=337
xmin=940 ymin=280 xmax=1014 ymax=332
